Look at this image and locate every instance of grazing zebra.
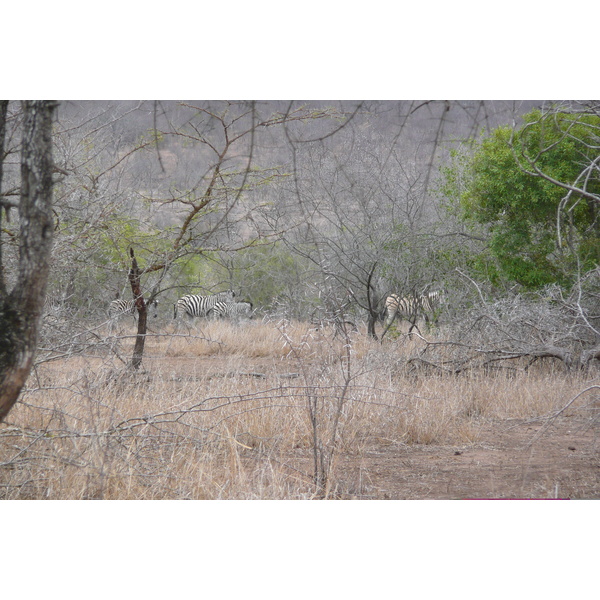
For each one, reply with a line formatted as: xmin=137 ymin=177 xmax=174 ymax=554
xmin=173 ymin=290 xmax=236 ymax=319
xmin=207 ymin=300 xmax=253 ymax=321
xmin=384 ymin=290 xmax=444 ymax=333
xmin=109 ymin=298 xmax=159 ymax=319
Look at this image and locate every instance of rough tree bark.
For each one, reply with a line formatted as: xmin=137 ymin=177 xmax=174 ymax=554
xmin=128 ymin=247 xmax=149 ymax=371
xmin=0 ymin=100 xmax=57 ymax=423
xmin=365 ymin=263 xmax=380 ymax=340
xmin=0 ymin=101 xmax=7 ymax=296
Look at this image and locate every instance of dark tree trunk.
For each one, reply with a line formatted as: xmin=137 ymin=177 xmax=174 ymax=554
xmin=0 ymin=101 xmax=8 ymax=298
xmin=128 ymin=247 xmax=148 ymax=370
xmin=366 ymin=312 xmax=378 ymax=340
xmin=365 ymin=262 xmax=379 ymax=340
xmin=0 ymin=101 xmax=57 ymax=423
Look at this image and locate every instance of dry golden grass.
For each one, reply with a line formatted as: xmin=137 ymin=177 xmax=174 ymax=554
xmin=1 ymin=319 xmax=597 ymax=499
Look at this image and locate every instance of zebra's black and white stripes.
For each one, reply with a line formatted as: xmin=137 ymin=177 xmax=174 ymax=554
xmin=207 ymin=300 xmax=253 ymax=320
xmin=384 ymin=290 xmax=444 ymax=332
xmin=174 ymin=290 xmax=236 ymax=319
xmin=109 ymin=298 xmax=159 ymax=319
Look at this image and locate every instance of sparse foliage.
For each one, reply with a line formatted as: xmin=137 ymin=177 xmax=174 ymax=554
xmin=2 ymin=100 xmax=600 ymax=498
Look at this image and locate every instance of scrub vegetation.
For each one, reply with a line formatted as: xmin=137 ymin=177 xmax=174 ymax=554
xmin=1 ymin=100 xmax=599 ymax=499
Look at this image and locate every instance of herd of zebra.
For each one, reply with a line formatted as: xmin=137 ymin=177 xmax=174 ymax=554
xmin=107 ymin=287 xmax=444 ymax=332
xmin=108 ymin=290 xmax=253 ymax=323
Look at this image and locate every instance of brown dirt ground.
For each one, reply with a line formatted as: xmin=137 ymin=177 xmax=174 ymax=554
xmin=326 ymin=418 xmax=600 ymax=499
xmin=152 ymin=353 xmax=600 ymax=500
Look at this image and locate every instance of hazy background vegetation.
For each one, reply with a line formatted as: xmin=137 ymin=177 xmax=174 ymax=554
xmin=5 ymin=99 xmax=598 ymax=358
xmin=1 ymin=100 xmax=546 ymax=321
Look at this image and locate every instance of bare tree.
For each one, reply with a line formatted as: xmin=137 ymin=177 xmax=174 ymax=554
xmin=0 ymin=100 xmax=57 ymax=423
xmin=278 ymin=117 xmax=453 ymax=339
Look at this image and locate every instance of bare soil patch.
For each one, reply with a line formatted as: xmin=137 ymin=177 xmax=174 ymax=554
xmin=156 ymin=345 xmax=600 ymax=500
xmin=326 ymin=418 xmax=600 ymax=499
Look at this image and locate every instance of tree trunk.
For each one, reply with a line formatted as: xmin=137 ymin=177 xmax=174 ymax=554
xmin=366 ymin=311 xmax=379 ymax=340
xmin=0 ymin=101 xmax=8 ymax=298
xmin=365 ymin=262 xmax=379 ymax=340
xmin=0 ymin=101 xmax=57 ymax=423
xmin=128 ymin=248 xmax=148 ymax=370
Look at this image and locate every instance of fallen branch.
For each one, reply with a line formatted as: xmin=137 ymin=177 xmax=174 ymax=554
xmin=528 ymin=345 xmax=573 ymax=369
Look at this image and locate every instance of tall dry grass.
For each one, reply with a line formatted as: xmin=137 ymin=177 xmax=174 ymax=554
xmin=0 ymin=318 xmax=595 ymax=499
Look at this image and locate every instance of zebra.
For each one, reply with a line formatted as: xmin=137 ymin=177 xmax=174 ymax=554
xmin=384 ymin=290 xmax=444 ymax=333
xmin=109 ymin=297 xmax=159 ymax=320
xmin=207 ymin=300 xmax=253 ymax=321
xmin=173 ymin=290 xmax=236 ymax=319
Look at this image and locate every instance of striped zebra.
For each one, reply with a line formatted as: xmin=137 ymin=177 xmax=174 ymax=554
xmin=109 ymin=297 xmax=159 ymax=319
xmin=173 ymin=290 xmax=236 ymax=319
xmin=384 ymin=290 xmax=444 ymax=333
xmin=207 ymin=300 xmax=253 ymax=321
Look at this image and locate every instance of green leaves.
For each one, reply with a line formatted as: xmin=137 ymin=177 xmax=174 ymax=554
xmin=444 ymin=107 xmax=600 ymax=289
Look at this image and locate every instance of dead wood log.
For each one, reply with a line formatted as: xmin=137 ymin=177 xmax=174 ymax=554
xmin=527 ymin=345 xmax=573 ymax=369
